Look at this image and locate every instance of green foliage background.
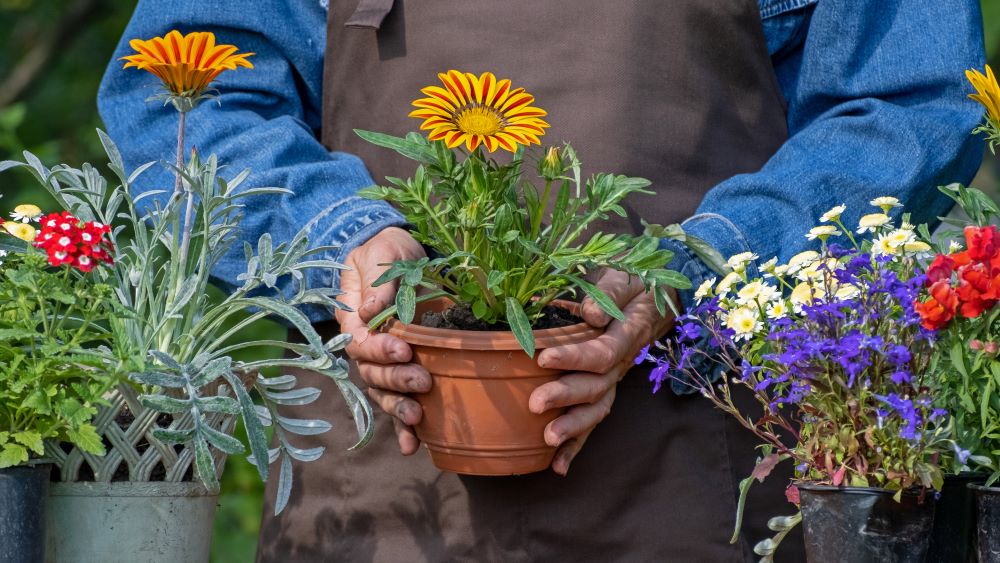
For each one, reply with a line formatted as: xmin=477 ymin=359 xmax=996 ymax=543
xmin=0 ymin=1 xmax=998 ymax=561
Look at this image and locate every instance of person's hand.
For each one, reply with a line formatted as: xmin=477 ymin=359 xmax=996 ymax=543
xmin=529 ymin=270 xmax=677 ymax=475
xmin=335 ymin=227 xmax=429 ymax=455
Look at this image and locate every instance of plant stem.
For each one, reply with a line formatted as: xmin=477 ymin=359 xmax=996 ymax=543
xmin=173 ymin=111 xmax=186 ymax=196
xmin=530 ymin=179 xmax=552 ymax=239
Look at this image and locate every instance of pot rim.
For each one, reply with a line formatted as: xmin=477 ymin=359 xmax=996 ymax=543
xmin=794 ymin=482 xmax=929 ymax=497
xmin=968 ymin=483 xmax=1000 ymax=493
xmin=387 ymin=297 xmax=604 ymax=350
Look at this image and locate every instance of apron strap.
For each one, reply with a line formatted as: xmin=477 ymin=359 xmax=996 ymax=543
xmin=344 ymin=0 xmax=396 ymax=30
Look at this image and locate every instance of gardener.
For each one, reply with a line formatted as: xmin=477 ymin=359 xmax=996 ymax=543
xmin=98 ymin=0 xmax=985 ymax=560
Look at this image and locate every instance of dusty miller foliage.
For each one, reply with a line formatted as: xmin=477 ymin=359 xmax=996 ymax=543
xmin=0 ymin=131 xmax=372 ymax=514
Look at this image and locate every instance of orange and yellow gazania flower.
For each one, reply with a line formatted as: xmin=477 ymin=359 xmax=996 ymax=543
xmin=967 ymin=64 xmax=1000 ymax=126
xmin=410 ymin=71 xmax=549 ymax=153
xmin=121 ymin=30 xmax=254 ymax=97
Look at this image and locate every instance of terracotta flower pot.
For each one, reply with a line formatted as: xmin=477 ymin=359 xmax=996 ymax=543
xmin=387 ymin=297 xmax=602 ymax=476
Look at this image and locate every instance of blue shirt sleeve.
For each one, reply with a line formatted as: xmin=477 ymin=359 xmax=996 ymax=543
xmin=664 ymin=0 xmax=986 ymax=306
xmin=97 ymin=0 xmax=406 ymax=321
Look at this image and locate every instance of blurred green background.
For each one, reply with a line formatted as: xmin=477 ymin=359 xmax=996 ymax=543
xmin=0 ymin=1 xmax=998 ymax=561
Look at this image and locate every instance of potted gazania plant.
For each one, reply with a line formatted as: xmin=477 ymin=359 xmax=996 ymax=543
xmin=917 ymin=65 xmax=1000 ymax=563
xmin=0 ymin=30 xmax=372 ymax=562
xmin=358 ymin=70 xmax=691 ymax=475
xmin=639 ymin=200 xmax=954 ymax=563
xmin=0 ymin=205 xmax=120 ymax=561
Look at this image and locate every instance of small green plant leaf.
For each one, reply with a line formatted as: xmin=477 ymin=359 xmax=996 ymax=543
xmin=506 ymin=298 xmax=535 ymax=357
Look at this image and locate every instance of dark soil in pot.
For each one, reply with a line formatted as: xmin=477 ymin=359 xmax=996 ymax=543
xmin=421 ymin=302 xmax=581 ymax=331
xmin=798 ymin=483 xmax=935 ymax=563
xmin=0 ymin=464 xmax=50 ymax=563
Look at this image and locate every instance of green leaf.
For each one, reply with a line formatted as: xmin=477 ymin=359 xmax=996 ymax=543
xmin=194 ymin=437 xmax=220 ymax=492
xmin=395 ymin=284 xmax=417 ymax=325
xmin=0 ymin=444 xmax=28 ymax=468
xmin=139 ymin=394 xmax=193 ymax=414
xmin=472 ymin=300 xmax=489 ymax=319
xmin=130 ymin=370 xmax=186 ymax=389
xmin=566 ymin=276 xmax=625 ymax=322
xmin=223 ymin=370 xmax=269 ymax=482
xmin=353 ymin=130 xmax=437 ymax=165
xmin=151 ymin=428 xmax=196 ymax=444
xmin=201 ymin=424 xmax=246 ymax=456
xmin=505 ymin=298 xmax=535 ymax=357
xmin=65 ymin=425 xmax=105 ymax=455
xmin=195 ymin=396 xmax=241 ymax=415
xmin=11 ymin=431 xmax=44 ymax=455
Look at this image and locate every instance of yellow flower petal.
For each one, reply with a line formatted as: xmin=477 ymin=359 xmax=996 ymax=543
xmin=122 ymin=30 xmax=253 ymax=96
xmin=411 ymin=71 xmax=549 ymax=153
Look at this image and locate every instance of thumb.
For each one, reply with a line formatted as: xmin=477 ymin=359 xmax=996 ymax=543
xmin=579 ymin=270 xmax=644 ymax=328
xmin=359 ymin=277 xmax=399 ymax=323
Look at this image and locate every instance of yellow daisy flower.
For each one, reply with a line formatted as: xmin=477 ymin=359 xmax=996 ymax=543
xmin=409 ymin=71 xmax=550 ymax=152
xmin=2 ymin=221 xmax=37 ymax=242
xmin=122 ymin=30 xmax=254 ymax=98
xmin=10 ymin=204 xmax=41 ymax=223
xmin=967 ymin=65 xmax=1000 ymax=126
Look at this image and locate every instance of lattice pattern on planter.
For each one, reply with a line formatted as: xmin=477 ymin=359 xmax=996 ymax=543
xmin=45 ymin=383 xmax=235 ymax=483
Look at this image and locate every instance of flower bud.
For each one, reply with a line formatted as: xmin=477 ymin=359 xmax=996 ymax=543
xmin=970 ymin=339 xmax=984 ymax=351
xmin=539 ymin=146 xmax=564 ymax=180
xmin=986 ymin=341 xmax=999 ymax=355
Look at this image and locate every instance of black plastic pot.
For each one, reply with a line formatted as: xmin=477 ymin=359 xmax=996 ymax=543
xmin=927 ymin=473 xmax=986 ymax=563
xmin=971 ymin=484 xmax=1000 ymax=563
xmin=798 ymin=483 xmax=936 ymax=563
xmin=0 ymin=464 xmax=50 ymax=563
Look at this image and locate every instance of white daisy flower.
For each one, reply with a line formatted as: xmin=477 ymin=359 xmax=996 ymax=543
xmin=0 ymin=249 xmax=7 ymax=267
xmin=716 ymin=272 xmax=742 ymax=295
xmin=772 ymin=264 xmax=790 ymax=277
xmin=902 ymin=240 xmax=933 ymax=258
xmin=766 ymin=300 xmax=789 ymax=319
xmin=9 ymin=204 xmax=41 ymax=223
xmin=796 ymin=258 xmax=839 ymax=282
xmin=806 ymin=225 xmax=842 ymax=241
xmin=790 ymin=282 xmax=825 ymax=312
xmin=760 ymin=256 xmax=778 ymax=273
xmin=834 ymin=284 xmax=861 ymax=300
xmin=725 ymin=307 xmax=761 ymax=341
xmin=727 ymin=252 xmax=758 ymax=273
xmin=872 ymin=234 xmax=899 ymax=256
xmin=786 ymin=250 xmax=820 ymax=274
xmin=948 ymin=240 xmax=963 ymax=253
xmin=820 ymin=204 xmax=847 ymax=223
xmin=694 ymin=277 xmax=716 ymax=301
xmin=886 ymin=228 xmax=915 ymax=248
xmin=736 ymin=281 xmax=778 ymax=307
xmin=870 ymin=196 xmax=902 ymax=213
xmin=857 ymin=213 xmax=891 ymax=234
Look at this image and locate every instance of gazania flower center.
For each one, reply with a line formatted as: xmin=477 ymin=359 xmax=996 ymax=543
xmin=454 ymin=106 xmax=504 ymax=136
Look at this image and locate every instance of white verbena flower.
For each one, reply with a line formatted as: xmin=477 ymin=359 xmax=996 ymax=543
xmin=727 ymin=251 xmax=758 ymax=273
xmin=857 ymin=213 xmax=891 ymax=234
xmin=694 ymin=277 xmax=716 ymax=301
xmin=820 ymin=204 xmax=847 ymax=223
xmin=870 ymin=196 xmax=902 ymax=213
xmin=806 ymin=225 xmax=842 ymax=241
xmin=725 ymin=307 xmax=761 ymax=341
xmin=9 ymin=204 xmax=41 ymax=223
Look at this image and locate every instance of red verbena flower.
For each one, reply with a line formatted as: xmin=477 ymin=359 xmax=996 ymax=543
xmin=32 ymin=212 xmax=114 ymax=271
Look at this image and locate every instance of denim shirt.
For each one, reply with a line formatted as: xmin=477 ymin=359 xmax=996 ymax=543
xmin=97 ymin=0 xmax=986 ymax=322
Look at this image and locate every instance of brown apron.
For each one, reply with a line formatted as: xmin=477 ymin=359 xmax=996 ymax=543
xmin=258 ymin=1 xmax=804 ymax=561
